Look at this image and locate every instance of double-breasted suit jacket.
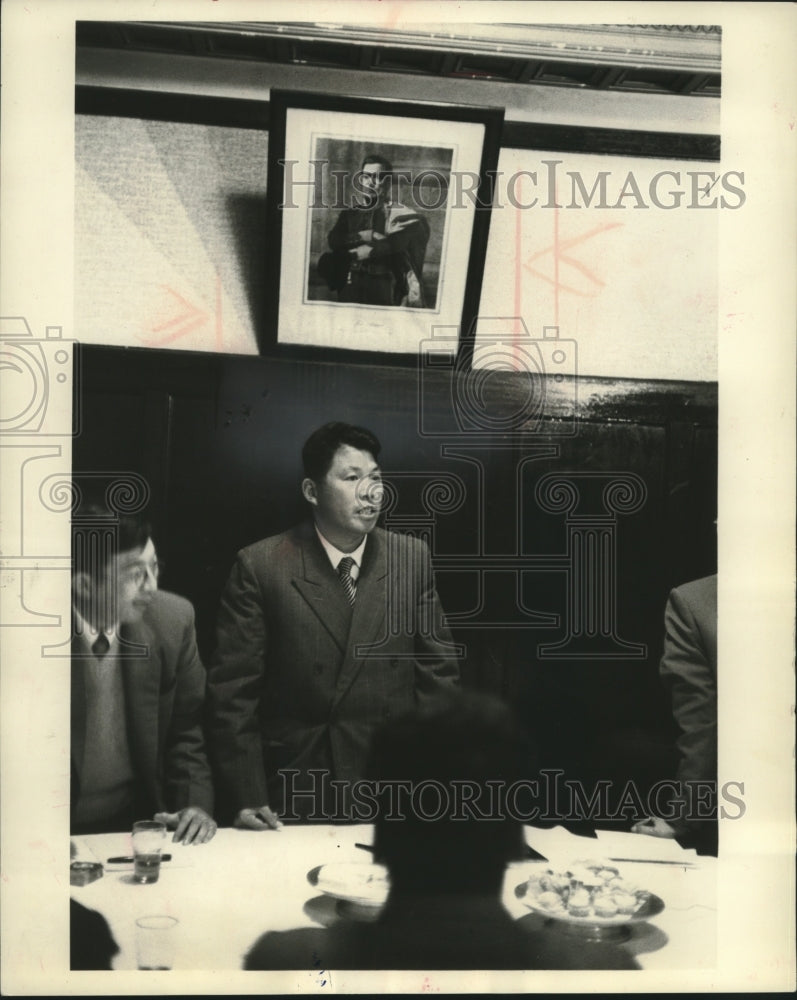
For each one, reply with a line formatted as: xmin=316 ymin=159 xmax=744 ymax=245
xmin=71 ymin=590 xmax=214 ymax=826
xmin=207 ymin=522 xmax=460 ymax=816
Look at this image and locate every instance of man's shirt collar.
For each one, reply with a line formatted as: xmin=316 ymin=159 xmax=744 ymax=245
xmin=314 ymin=525 xmax=367 ymax=578
xmin=73 ymin=607 xmax=119 ymax=656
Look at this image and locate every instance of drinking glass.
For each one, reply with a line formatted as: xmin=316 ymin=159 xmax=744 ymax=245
xmin=132 ymin=820 xmax=166 ymax=884
xmin=135 ymin=915 xmax=178 ymax=970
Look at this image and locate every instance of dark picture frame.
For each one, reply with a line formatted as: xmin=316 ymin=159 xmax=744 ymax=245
xmin=264 ymin=90 xmax=504 ymax=366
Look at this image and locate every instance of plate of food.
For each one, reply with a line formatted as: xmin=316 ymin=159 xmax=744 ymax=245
xmin=515 ymin=859 xmax=664 ymax=941
xmin=307 ymin=862 xmax=390 ymax=914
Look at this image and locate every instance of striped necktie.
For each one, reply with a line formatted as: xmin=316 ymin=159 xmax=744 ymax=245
xmin=337 ymin=557 xmax=357 ymax=606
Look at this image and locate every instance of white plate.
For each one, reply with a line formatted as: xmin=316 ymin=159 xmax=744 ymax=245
xmin=308 ymin=863 xmax=390 ymax=908
xmin=515 ymin=878 xmax=664 ymax=929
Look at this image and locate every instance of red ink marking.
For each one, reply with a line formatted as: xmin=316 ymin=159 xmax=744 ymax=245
xmin=513 ymin=176 xmax=524 ymax=346
xmin=145 ymin=286 xmax=210 ymax=347
xmin=524 ymin=221 xmax=624 ymax=302
xmin=382 ymin=5 xmax=403 ymax=31
xmin=215 ymin=274 xmax=223 ymax=351
xmin=553 ymin=190 xmax=560 ymax=326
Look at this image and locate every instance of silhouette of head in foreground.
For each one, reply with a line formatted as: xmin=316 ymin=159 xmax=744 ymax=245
xmin=366 ymin=690 xmax=529 ymax=897
xmin=245 ymin=692 xmax=639 ymax=970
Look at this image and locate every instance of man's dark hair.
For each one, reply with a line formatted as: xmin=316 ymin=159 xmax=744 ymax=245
xmin=302 ymin=422 xmax=381 ymax=482
xmin=367 ymin=692 xmax=531 ymax=894
xmin=72 ymin=502 xmax=151 ymax=579
xmin=361 ymin=153 xmax=392 ymax=176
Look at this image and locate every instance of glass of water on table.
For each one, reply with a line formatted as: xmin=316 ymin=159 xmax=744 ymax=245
xmin=132 ymin=820 xmax=167 ymax=884
xmin=136 ymin=915 xmax=179 ymax=970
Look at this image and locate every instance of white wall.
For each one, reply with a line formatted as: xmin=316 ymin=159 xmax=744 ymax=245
xmin=75 ymin=111 xmax=719 ymax=379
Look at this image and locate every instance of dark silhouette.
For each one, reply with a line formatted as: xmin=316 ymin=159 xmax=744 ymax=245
xmin=245 ymin=692 xmax=638 ymax=970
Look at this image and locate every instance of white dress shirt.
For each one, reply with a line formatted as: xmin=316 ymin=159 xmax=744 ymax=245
xmin=314 ymin=526 xmax=367 ymax=583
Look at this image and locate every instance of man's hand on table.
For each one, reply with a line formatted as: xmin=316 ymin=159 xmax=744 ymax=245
xmin=154 ymin=807 xmax=217 ymax=845
xmin=631 ymin=815 xmax=681 ymax=838
xmin=234 ymin=806 xmax=283 ymax=831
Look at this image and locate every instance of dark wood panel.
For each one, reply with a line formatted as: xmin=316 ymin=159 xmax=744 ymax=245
xmin=75 ymin=85 xmax=271 ymax=129
xmin=75 ymin=85 xmax=719 ymax=161
xmin=73 ymin=344 xmax=717 ymax=801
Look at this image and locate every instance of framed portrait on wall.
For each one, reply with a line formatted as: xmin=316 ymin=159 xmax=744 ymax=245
xmin=265 ymin=90 xmax=504 ymax=364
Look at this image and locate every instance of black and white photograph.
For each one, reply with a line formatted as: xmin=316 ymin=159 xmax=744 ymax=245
xmin=305 ymin=137 xmax=454 ymax=310
xmin=0 ymin=3 xmax=795 ymax=996
xmin=267 ymin=90 xmax=501 ymax=359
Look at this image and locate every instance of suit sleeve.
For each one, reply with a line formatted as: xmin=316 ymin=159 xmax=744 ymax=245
xmin=412 ymin=538 xmax=460 ymax=703
xmin=206 ymin=551 xmax=270 ymax=811
xmin=328 ymin=210 xmax=362 ymax=252
xmin=163 ymin=602 xmax=215 ymax=814
xmin=659 ymin=588 xmax=717 ymax=784
xmin=369 ymin=213 xmax=429 ymax=261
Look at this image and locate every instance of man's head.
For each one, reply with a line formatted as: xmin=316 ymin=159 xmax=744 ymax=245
xmin=301 ymin=422 xmax=383 ymax=552
xmin=72 ymin=506 xmax=159 ymax=630
xmin=368 ymin=693 xmax=530 ymax=896
xmin=358 ymin=154 xmax=392 ymax=206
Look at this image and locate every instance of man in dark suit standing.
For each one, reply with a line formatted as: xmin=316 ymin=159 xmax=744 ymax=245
xmin=71 ymin=507 xmax=216 ymax=844
xmin=632 ymin=574 xmax=717 ymax=851
xmin=207 ymin=422 xmax=459 ymax=829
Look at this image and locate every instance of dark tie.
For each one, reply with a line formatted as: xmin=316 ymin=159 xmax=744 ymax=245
xmin=337 ymin=557 xmax=357 ymax=606
xmin=91 ymin=632 xmax=110 ymax=658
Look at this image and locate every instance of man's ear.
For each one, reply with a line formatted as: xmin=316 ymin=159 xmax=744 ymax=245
xmin=301 ymin=477 xmax=318 ymax=507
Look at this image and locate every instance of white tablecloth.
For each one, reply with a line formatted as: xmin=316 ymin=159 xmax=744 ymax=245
xmin=70 ymin=825 xmax=716 ymax=971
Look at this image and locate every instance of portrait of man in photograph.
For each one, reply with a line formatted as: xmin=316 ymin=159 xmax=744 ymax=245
xmin=307 ymin=138 xmax=453 ymax=311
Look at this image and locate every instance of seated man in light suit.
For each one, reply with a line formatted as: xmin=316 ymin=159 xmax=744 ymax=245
xmin=207 ymin=421 xmax=460 ymax=829
xmin=71 ymin=506 xmax=216 ymax=844
xmin=632 ymin=574 xmax=717 ymax=851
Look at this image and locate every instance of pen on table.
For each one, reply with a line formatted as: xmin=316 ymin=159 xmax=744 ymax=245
xmin=357 ymin=842 xmax=549 ymax=858
xmin=106 ymin=855 xmax=172 ymax=864
xmin=607 ymin=857 xmax=697 ymax=866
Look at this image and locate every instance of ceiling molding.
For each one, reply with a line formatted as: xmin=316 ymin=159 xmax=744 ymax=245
xmin=76 ymin=21 xmax=721 ymax=97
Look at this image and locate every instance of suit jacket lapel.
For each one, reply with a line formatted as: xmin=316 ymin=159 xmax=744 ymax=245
xmin=121 ymin=618 xmax=161 ymax=786
xmin=330 ymin=529 xmax=389 ymax=710
xmin=291 ymin=523 xmax=353 ymax=655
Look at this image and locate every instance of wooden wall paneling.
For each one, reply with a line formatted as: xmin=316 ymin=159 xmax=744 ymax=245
xmin=141 ymin=388 xmax=174 ymax=547
xmin=72 ymin=345 xmax=717 ymax=804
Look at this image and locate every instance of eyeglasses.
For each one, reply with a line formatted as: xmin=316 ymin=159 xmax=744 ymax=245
xmin=123 ymin=559 xmax=164 ymax=587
